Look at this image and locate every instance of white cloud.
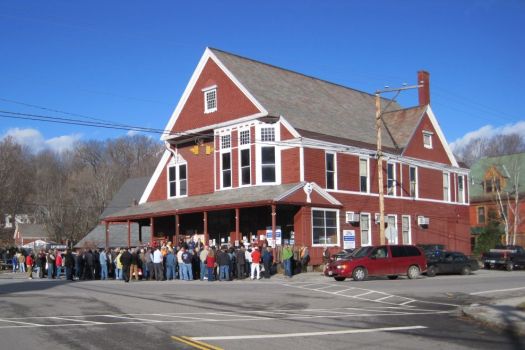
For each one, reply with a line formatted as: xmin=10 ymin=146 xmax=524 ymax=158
xmin=2 ymin=128 xmax=82 ymax=153
xmin=126 ymin=130 xmax=139 ymax=137
xmin=450 ymin=121 xmax=525 ymax=152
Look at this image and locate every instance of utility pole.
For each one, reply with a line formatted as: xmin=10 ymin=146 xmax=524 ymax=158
xmin=375 ymin=83 xmax=422 ymax=245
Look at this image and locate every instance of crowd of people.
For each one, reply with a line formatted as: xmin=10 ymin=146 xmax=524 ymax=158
xmin=3 ymin=240 xmax=311 ymax=283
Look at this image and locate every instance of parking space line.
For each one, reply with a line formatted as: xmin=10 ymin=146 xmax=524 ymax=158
xmin=102 ymin=315 xmax=163 ymax=323
xmin=51 ymin=317 xmax=106 ymax=325
xmin=0 ymin=318 xmax=44 ymax=327
xmin=193 ymin=325 xmax=428 ymax=341
xmin=469 ymin=286 xmax=525 ymax=295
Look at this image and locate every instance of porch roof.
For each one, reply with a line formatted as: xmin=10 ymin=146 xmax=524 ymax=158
xmin=104 ymin=182 xmax=342 ymax=222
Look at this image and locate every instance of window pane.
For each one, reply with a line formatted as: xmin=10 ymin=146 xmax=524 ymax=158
xmin=168 ymin=166 xmax=176 ymax=181
xmin=325 ymin=211 xmax=337 ymax=227
xmin=360 ymin=176 xmax=367 ymax=192
xmin=169 ymin=182 xmax=176 ymax=197
xmin=312 ymin=227 xmax=324 ymax=245
xmin=241 ymin=149 xmax=250 ymax=166
xmin=326 ymin=153 xmax=334 ymax=171
xmin=262 ymin=166 xmax=275 ymax=182
xmin=222 ymin=153 xmax=231 ymax=170
xmin=242 ymin=167 xmax=250 ymax=185
xmin=261 ymin=147 xmax=275 ymax=164
xmin=223 ymin=170 xmax=231 ymax=188
xmin=179 ymin=180 xmax=187 ymax=196
xmin=359 ymin=159 xmax=367 ymax=176
xmin=327 ymin=174 xmax=334 ymax=189
xmin=179 ymin=164 xmax=186 ymax=180
xmin=325 ymin=227 xmax=337 ymax=245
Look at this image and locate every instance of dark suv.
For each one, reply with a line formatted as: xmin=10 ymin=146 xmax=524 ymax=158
xmin=325 ymin=245 xmax=427 ymax=281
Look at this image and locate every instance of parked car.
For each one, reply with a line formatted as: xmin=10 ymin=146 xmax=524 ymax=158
xmin=417 ymin=244 xmax=445 ymax=263
xmin=426 ymin=251 xmax=479 ymax=277
xmin=482 ymin=245 xmax=525 ymax=271
xmin=324 ymin=245 xmax=427 ymax=282
xmin=330 ymin=249 xmax=354 ymax=262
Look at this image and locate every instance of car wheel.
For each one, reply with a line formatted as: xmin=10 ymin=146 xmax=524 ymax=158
xmin=427 ymin=266 xmax=437 ymax=277
xmin=407 ymin=265 xmax=420 ymax=279
xmin=334 ymin=277 xmax=346 ymax=282
xmin=352 ymin=267 xmax=367 ymax=281
xmin=505 ymin=262 xmax=514 ymax=271
xmin=460 ymin=266 xmax=471 ymax=275
xmin=387 ymin=275 xmax=398 ymax=280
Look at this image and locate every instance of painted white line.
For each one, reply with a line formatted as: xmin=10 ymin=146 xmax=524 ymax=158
xmin=353 ymin=291 xmax=374 ymax=297
xmin=51 ymin=317 xmax=105 ymax=325
xmin=375 ymin=295 xmax=395 ymax=302
xmin=0 ymin=318 xmax=44 ymax=327
xmin=102 ymin=315 xmax=163 ymax=323
xmin=333 ymin=288 xmax=355 ymax=294
xmin=469 ymin=287 xmax=525 ymax=295
xmin=193 ymin=325 xmax=428 ymax=341
xmin=150 ymin=314 xmax=208 ymax=321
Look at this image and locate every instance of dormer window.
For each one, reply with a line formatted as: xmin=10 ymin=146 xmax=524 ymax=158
xmin=203 ymin=86 xmax=217 ymax=113
xmin=423 ymin=131 xmax=433 ymax=149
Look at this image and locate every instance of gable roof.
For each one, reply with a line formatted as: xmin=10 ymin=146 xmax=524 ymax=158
xmin=14 ymin=224 xmax=49 ymax=239
xmin=210 ymin=48 xmax=404 ymax=149
xmin=381 ymin=105 xmax=427 ymax=150
xmin=100 ymin=177 xmax=150 ymax=219
xmin=469 ymin=152 xmax=525 ymax=200
xmin=75 ymin=223 xmax=151 ymax=249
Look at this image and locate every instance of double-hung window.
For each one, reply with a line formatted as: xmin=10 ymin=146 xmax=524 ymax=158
xmin=409 ymin=166 xmax=418 ymax=198
xmin=239 ymin=129 xmax=251 ymax=186
xmin=401 ymin=215 xmax=411 ymax=244
xmin=168 ymin=163 xmax=187 ymax=198
xmin=261 ymin=127 xmax=276 ymax=183
xmin=443 ymin=172 xmax=450 ymax=201
xmin=359 ymin=158 xmax=368 ymax=193
xmin=312 ymin=209 xmax=339 ymax=246
xmin=360 ymin=213 xmax=371 ymax=246
xmin=221 ymin=134 xmax=232 ymax=188
xmin=423 ymin=131 xmax=433 ymax=149
xmin=477 ymin=207 xmax=486 ymax=224
xmin=457 ymin=175 xmax=465 ymax=203
xmin=326 ymin=152 xmax=336 ymax=190
xmin=203 ymin=86 xmax=217 ymax=114
xmin=387 ymin=162 xmax=395 ymax=195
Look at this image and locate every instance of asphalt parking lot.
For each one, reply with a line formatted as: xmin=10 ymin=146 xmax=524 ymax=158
xmin=0 ymin=269 xmax=523 ymax=350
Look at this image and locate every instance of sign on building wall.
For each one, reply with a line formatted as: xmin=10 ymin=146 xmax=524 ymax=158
xmin=343 ymin=230 xmax=356 ymax=250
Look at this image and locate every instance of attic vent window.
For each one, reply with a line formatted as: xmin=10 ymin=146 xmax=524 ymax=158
xmin=203 ymin=86 xmax=217 ymax=114
xmin=423 ymin=131 xmax=433 ymax=149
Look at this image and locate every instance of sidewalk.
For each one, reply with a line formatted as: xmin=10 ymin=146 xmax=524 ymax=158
xmin=463 ymin=297 xmax=525 ymax=336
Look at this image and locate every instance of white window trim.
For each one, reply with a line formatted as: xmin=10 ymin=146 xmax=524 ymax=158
xmin=167 ymin=161 xmax=188 ymax=199
xmin=458 ymin=174 xmax=466 ymax=204
xmin=386 ymin=214 xmax=398 ymax=245
xmin=238 ymin=128 xmax=251 ymax=187
xmin=386 ymin=161 xmax=397 ymax=197
xmin=325 ymin=151 xmax=337 ymax=190
xmin=443 ymin=172 xmax=450 ymax=202
xmin=423 ymin=130 xmax=433 ymax=149
xmin=409 ymin=166 xmax=419 ymax=198
xmin=359 ymin=157 xmax=370 ymax=194
xmin=401 ymin=215 xmax=412 ymax=245
xmin=311 ymin=207 xmax=340 ymax=247
xmin=203 ymin=87 xmax=217 ymax=114
xmin=255 ymin=123 xmax=281 ymax=185
xmin=359 ymin=212 xmax=372 ymax=247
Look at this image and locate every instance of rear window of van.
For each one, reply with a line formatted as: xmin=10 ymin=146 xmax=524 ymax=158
xmin=391 ymin=246 xmax=421 ymax=257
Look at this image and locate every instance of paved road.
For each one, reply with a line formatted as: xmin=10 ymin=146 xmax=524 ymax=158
xmin=0 ymin=270 xmax=523 ymax=350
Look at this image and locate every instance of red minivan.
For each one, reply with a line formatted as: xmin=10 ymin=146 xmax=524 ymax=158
xmin=324 ymin=245 xmax=427 ymax=281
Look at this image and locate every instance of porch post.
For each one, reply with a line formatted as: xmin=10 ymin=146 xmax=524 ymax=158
xmin=175 ymin=214 xmax=180 ymax=246
xmin=105 ymin=221 xmax=109 ymax=249
xmin=204 ymin=211 xmax=208 ymax=245
xmin=150 ymin=217 xmax=154 ymax=246
xmin=271 ymin=204 xmax=277 ymax=247
xmin=127 ymin=220 xmax=131 ymax=248
xmin=235 ymin=208 xmax=240 ymax=244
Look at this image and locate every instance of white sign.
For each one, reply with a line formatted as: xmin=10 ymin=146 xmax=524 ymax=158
xmin=276 ymin=229 xmax=282 ymax=246
xmin=343 ymin=230 xmax=356 ymax=250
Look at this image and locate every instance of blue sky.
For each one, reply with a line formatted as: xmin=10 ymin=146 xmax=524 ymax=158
xmin=0 ymin=0 xmax=523 ymax=153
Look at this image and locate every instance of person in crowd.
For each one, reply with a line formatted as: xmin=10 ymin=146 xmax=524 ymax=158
xmin=217 ymin=247 xmax=230 ymax=281
xmin=206 ymin=249 xmax=216 ymax=282
xmin=140 ymin=248 xmax=148 ymax=280
xmin=120 ymin=248 xmax=132 ymax=283
xmin=282 ymin=244 xmax=293 ymax=278
xmin=235 ymin=246 xmax=246 ymax=280
xmin=262 ymin=247 xmax=273 ymax=279
xmin=26 ymin=253 xmax=33 ymax=279
xmin=108 ymin=249 xmax=115 ymax=279
xmin=199 ymin=246 xmax=209 ymax=281
xmin=181 ymin=247 xmax=193 ymax=281
xmin=85 ymin=250 xmax=94 ymax=280
xmin=130 ymin=248 xmax=140 ymax=281
xmin=115 ymin=249 xmax=123 ymax=280
xmin=153 ymin=247 xmax=163 ymax=281
xmin=74 ymin=249 xmax=81 ymax=280
xmin=99 ymin=249 xmax=108 ymax=280
xmin=245 ymin=247 xmax=252 ymax=279
xmin=300 ymin=245 xmax=310 ymax=273
xmin=165 ymin=249 xmax=176 ymax=280
xmin=18 ymin=251 xmax=26 ymax=273
xmin=146 ymin=248 xmax=155 ymax=280
xmin=93 ymin=249 xmax=100 ymax=279
xmin=192 ymin=247 xmax=201 ymax=280
xmin=250 ymin=246 xmax=261 ymax=280
xmin=65 ymin=249 xmax=75 ymax=281
xmin=55 ymin=251 xmax=63 ymax=279
xmin=12 ymin=252 xmax=18 ymax=273
xmin=47 ymin=250 xmax=56 ymax=279
xmin=37 ymin=249 xmax=45 ymax=278
xmin=177 ymin=247 xmax=184 ymax=280
xmin=228 ymin=247 xmax=236 ymax=280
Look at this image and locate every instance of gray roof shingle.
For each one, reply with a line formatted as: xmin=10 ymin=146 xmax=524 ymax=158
xmin=100 ymin=177 xmax=150 ymax=219
xmin=75 ymin=223 xmax=151 ymax=249
xmin=211 ymin=48 xmax=408 ymax=149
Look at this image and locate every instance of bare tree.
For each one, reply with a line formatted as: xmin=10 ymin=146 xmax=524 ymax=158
xmin=455 ymin=133 xmax=525 ymax=166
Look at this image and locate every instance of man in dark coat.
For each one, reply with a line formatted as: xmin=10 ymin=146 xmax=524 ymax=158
xmin=64 ymin=249 xmax=75 ymax=281
xmin=235 ymin=247 xmax=246 ymax=280
xmin=120 ymin=248 xmax=132 ymax=283
xmin=262 ymin=247 xmax=273 ymax=279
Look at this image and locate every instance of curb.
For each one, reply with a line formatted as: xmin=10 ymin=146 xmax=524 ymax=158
xmin=462 ymin=303 xmax=525 ymax=336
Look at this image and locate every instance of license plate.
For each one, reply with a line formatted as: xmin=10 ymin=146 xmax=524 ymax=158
xmin=328 ymin=271 xmax=333 ymax=276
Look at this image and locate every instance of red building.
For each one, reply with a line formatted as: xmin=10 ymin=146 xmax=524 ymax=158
xmin=104 ymin=48 xmax=471 ymax=265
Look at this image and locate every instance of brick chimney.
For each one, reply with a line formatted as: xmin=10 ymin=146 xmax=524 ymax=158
xmin=418 ymin=70 xmax=430 ymax=106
